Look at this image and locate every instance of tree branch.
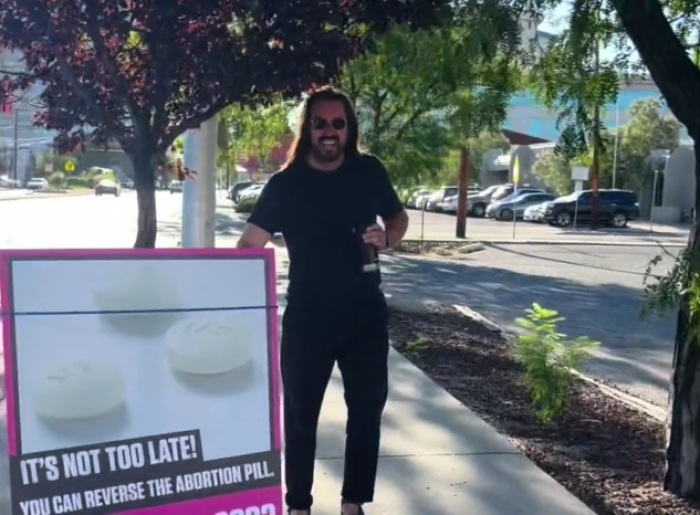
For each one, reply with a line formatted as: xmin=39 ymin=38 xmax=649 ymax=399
xmin=162 ymin=95 xmax=230 ymax=151
xmin=83 ymin=3 xmax=143 ymax=137
xmin=610 ymin=0 xmax=700 ymax=138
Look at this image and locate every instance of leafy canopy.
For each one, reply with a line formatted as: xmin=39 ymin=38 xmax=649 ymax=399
xmin=0 ymin=0 xmax=451 ymax=157
xmin=336 ymin=4 xmax=521 ymax=187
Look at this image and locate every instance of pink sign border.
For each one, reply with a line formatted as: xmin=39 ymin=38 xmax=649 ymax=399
xmin=0 ymin=247 xmax=282 ymax=513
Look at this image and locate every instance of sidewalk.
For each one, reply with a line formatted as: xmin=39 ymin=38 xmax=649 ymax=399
xmin=0 ymin=229 xmax=596 ymax=514
xmin=308 ymin=336 xmax=594 ymax=514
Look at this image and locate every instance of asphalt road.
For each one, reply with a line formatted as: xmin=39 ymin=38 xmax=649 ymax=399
xmin=380 ymin=243 xmax=679 ymax=407
xmin=405 ymin=207 xmax=690 ymax=246
xmin=0 ymin=190 xmax=207 ymax=249
xmin=0 ymin=194 xmax=682 ymax=407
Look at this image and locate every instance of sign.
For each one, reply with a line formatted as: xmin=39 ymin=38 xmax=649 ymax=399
xmin=0 ymin=248 xmax=282 ymax=515
xmin=574 ymin=180 xmax=584 ymax=192
xmin=64 ymin=161 xmax=75 ymax=173
xmin=512 ymin=155 xmax=520 ymax=185
xmin=571 ymin=166 xmax=589 ymax=182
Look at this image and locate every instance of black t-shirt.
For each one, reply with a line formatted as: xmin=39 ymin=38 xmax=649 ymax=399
xmin=247 ymin=153 xmax=403 ymax=308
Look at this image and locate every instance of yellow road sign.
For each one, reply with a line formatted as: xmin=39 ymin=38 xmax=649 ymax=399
xmin=64 ymin=161 xmax=75 ymax=172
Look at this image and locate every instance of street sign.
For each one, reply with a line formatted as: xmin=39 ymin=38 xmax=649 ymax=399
xmin=574 ymin=180 xmax=584 ymax=192
xmin=571 ymin=166 xmax=589 ymax=182
xmin=64 ymin=160 xmax=75 ymax=173
xmin=512 ymin=155 xmax=520 ymax=185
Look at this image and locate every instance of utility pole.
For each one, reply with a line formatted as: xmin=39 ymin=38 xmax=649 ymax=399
xmin=181 ymin=114 xmax=219 ymax=248
xmin=455 ymin=145 xmax=471 ymax=239
xmin=590 ymin=34 xmax=601 ymax=230
xmin=12 ymin=107 xmax=18 ymax=183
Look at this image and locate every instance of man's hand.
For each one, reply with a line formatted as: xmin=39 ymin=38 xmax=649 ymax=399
xmin=362 ymin=223 xmax=388 ymax=251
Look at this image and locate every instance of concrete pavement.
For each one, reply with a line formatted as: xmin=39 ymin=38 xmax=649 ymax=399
xmin=0 ymin=194 xmax=598 ymax=513
xmin=379 ymin=244 xmax=678 ymax=407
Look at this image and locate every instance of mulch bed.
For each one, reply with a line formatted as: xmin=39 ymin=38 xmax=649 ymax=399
xmin=388 ymin=305 xmax=700 ymax=515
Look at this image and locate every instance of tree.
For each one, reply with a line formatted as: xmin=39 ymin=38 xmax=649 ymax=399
xmin=437 ymin=131 xmax=510 ymax=185
xmin=532 ymin=153 xmax=573 ymax=195
xmin=527 ymin=14 xmax=619 ymax=228
xmin=335 ymin=5 xmax=520 ymax=189
xmin=221 ymin=100 xmax=292 ymax=173
xmin=0 ymin=0 xmax=450 ymax=247
xmin=507 ymin=0 xmax=700 ymax=499
xmin=615 ymin=98 xmax=682 ymax=191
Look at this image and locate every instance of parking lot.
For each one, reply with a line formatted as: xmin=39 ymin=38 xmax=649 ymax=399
xmin=404 ymin=207 xmax=690 ymax=245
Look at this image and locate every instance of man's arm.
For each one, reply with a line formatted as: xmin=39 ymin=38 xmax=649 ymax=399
xmin=383 ymin=208 xmax=408 ymax=249
xmin=236 ymin=175 xmax=284 ymax=249
xmin=237 ymin=223 xmax=273 ymax=249
xmin=370 ymin=156 xmax=409 ymax=249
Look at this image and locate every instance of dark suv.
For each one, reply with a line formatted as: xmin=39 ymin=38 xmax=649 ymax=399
xmin=544 ymin=189 xmax=639 ymax=228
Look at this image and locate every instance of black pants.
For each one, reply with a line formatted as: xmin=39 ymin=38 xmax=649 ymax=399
xmin=281 ymin=297 xmax=389 ymax=510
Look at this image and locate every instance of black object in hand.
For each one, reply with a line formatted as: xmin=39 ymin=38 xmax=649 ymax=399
xmin=355 ymin=225 xmax=379 ymax=273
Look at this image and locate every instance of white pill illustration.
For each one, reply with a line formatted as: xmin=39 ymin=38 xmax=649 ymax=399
xmin=35 ymin=361 xmax=126 ymax=420
xmin=165 ymin=318 xmax=252 ymax=375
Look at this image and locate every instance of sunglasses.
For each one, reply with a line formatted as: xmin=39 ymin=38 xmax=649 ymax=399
xmin=312 ymin=117 xmax=347 ymax=131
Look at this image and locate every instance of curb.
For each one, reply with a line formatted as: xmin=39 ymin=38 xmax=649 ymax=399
xmin=482 ymin=239 xmax=687 ymax=247
xmin=0 ymin=190 xmax=95 ymax=201
xmin=385 ymin=295 xmax=667 ymax=422
xmin=400 ymin=238 xmax=686 ymax=248
xmin=451 ymin=304 xmax=667 ymax=421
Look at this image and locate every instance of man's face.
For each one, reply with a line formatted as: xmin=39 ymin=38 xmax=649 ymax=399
xmin=309 ymin=100 xmax=348 ymax=163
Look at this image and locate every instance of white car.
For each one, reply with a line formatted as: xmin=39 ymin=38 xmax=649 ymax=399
xmin=440 ymin=188 xmax=483 ymax=214
xmin=238 ymin=183 xmax=265 ymax=202
xmin=523 ymin=201 xmax=552 ymax=222
xmin=27 ymin=178 xmax=48 ymax=190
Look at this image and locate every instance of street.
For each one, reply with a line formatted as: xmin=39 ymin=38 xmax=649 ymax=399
xmin=0 ymin=195 xmax=681 ymax=408
xmin=405 ymin=207 xmax=690 ymax=245
xmin=0 ymin=190 xmax=196 ymax=249
xmin=380 ymin=244 xmax=678 ymax=407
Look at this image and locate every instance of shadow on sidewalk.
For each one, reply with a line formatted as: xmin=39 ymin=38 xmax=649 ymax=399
xmin=379 ymin=254 xmax=675 ymax=405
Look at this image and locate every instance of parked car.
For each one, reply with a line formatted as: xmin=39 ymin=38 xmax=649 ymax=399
xmin=95 ymin=179 xmax=121 ymax=196
xmin=402 ymin=186 xmax=428 ymax=207
xmin=543 ymin=189 xmax=639 ymax=228
xmin=425 ymin=186 xmax=458 ymax=211
xmin=486 ymin=192 xmax=555 ymax=221
xmin=169 ymin=180 xmax=183 ymax=193
xmin=238 ymin=183 xmax=266 ymax=202
xmin=26 ymin=177 xmax=48 ymax=190
xmin=228 ymin=180 xmax=262 ymax=203
xmin=413 ymin=189 xmax=436 ymax=210
xmin=465 ymin=184 xmax=505 ymax=217
xmin=523 ymin=201 xmax=552 ymax=222
xmin=439 ymin=187 xmax=486 ymax=214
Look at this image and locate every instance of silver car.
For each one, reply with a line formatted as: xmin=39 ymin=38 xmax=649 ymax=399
xmin=486 ymin=192 xmax=555 ymax=221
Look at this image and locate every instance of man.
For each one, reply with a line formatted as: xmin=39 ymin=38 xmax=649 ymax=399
xmin=237 ymin=86 xmax=408 ymax=515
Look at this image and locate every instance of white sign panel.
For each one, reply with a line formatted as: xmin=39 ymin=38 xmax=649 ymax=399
xmin=571 ymin=166 xmax=589 ymax=182
xmin=0 ymin=248 xmax=282 ymax=514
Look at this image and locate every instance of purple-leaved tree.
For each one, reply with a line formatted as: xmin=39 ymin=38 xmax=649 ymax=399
xmin=0 ymin=0 xmax=447 ymax=247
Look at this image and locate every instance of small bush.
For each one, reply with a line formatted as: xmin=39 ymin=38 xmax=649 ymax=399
xmin=47 ymin=172 xmax=66 ymax=188
xmin=514 ymin=303 xmax=600 ymax=424
xmin=65 ymin=176 xmax=93 ymax=189
xmin=235 ymin=198 xmax=258 ymax=213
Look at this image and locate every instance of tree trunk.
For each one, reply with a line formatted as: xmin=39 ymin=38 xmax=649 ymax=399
xmin=608 ymin=0 xmax=700 ymax=499
xmin=665 ymin=139 xmax=700 ymax=497
xmin=132 ymin=149 xmax=158 ymax=249
xmin=455 ymin=145 xmax=470 ymax=239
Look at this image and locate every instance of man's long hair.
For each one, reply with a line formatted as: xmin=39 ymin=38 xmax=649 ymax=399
xmin=283 ymin=86 xmax=363 ymax=168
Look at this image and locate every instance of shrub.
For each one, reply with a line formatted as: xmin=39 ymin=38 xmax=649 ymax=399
xmin=235 ymin=197 xmax=258 ymax=213
xmin=47 ymin=172 xmax=66 ymax=188
xmin=514 ymin=303 xmax=600 ymax=424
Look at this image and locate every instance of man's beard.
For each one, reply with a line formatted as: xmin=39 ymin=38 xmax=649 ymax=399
xmin=311 ymin=138 xmax=344 ymax=162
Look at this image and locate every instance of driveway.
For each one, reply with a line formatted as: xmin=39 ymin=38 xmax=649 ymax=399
xmin=380 ymin=243 xmax=679 ymax=407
